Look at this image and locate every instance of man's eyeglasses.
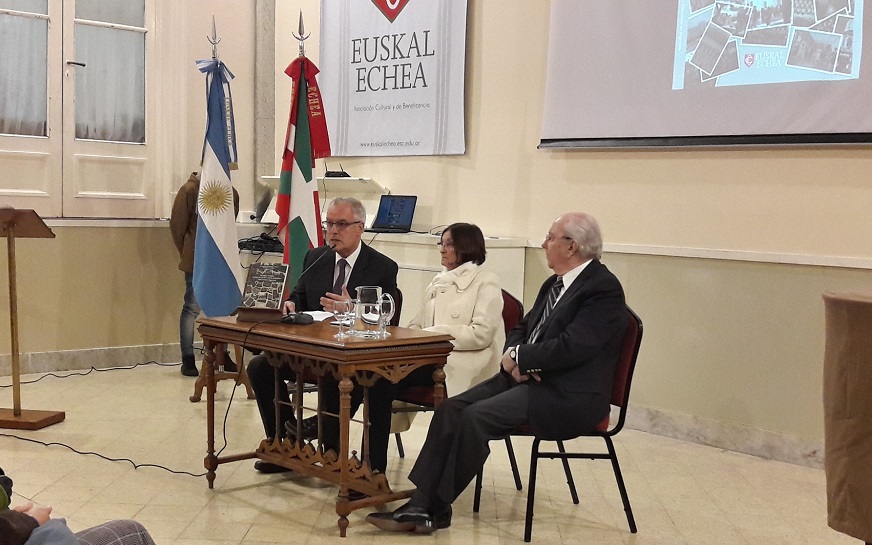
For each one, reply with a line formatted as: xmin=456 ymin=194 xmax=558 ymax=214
xmin=322 ymin=220 xmax=362 ymax=230
xmin=544 ymin=234 xmax=573 ymax=244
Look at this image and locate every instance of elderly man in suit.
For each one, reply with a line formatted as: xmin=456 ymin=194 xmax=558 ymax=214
xmin=247 ymin=196 xmax=399 ymax=474
xmin=367 ymin=212 xmax=627 ymax=533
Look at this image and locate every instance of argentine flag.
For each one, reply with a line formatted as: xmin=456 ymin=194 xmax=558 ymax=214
xmin=193 ymin=58 xmax=243 ymax=317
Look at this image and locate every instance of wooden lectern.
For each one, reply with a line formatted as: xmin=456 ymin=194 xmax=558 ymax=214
xmin=0 ymin=208 xmax=65 ymax=430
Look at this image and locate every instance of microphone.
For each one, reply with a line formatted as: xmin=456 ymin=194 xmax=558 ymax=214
xmin=281 ymin=312 xmax=314 ymax=324
xmin=281 ymin=244 xmax=337 ymax=324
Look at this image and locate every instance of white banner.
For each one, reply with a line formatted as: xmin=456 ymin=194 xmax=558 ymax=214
xmin=319 ymin=0 xmax=468 ymax=157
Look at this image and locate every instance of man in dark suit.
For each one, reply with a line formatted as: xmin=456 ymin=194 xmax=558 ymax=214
xmin=367 ymin=212 xmax=627 ymax=533
xmin=247 ymin=196 xmax=399 ymax=474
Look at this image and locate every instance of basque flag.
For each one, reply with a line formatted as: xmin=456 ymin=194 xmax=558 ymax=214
xmin=192 ymin=58 xmax=243 ymax=317
xmin=277 ymin=55 xmax=331 ymax=287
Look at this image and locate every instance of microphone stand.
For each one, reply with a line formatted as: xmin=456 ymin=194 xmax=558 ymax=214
xmin=282 ymin=244 xmax=338 ymax=324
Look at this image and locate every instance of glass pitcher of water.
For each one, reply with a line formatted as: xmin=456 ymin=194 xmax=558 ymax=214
xmin=352 ymin=286 xmax=394 ymax=338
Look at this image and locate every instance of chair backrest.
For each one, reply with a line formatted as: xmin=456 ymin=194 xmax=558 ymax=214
xmin=501 ymin=289 xmax=524 ymax=336
xmin=390 ymin=288 xmax=403 ymax=326
xmin=603 ymin=305 xmax=643 ymax=435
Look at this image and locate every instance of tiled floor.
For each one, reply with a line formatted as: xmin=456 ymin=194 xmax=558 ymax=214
xmin=0 ymin=362 xmax=859 ymax=544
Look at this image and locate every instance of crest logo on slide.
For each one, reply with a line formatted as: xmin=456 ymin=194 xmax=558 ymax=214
xmin=744 ymin=54 xmax=755 ymax=67
xmin=372 ymin=0 xmax=410 ymax=22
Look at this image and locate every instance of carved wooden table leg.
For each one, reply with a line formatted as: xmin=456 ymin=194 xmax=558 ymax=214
xmin=232 ymin=344 xmax=255 ymax=399
xmin=337 ymin=374 xmax=353 ymax=537
xmin=189 ymin=343 xmax=211 ymax=402
xmin=203 ymin=340 xmax=217 ymax=488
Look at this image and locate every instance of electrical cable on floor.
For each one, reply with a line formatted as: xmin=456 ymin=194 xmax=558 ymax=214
xmin=0 ymin=360 xmax=179 ymax=387
xmin=0 ymin=431 xmax=207 ymax=478
xmin=0 ymin=358 xmax=253 ymax=479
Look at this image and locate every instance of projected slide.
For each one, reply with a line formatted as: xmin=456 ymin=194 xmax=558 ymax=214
xmin=673 ymin=0 xmax=862 ymax=89
xmin=542 ymin=1 xmax=872 ymax=146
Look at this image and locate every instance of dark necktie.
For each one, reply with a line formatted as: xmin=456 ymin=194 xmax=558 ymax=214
xmin=332 ymin=258 xmax=347 ymax=295
xmin=528 ymin=276 xmax=563 ymax=343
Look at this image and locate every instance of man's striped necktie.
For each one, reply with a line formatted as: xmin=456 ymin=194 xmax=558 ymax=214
xmin=528 ymin=276 xmax=563 ymax=343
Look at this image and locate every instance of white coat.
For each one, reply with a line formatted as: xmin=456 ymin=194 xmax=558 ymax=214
xmin=407 ymin=262 xmax=506 ymax=394
xmin=390 ymin=262 xmax=506 ymax=434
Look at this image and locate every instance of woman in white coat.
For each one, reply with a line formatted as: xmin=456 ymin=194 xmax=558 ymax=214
xmin=392 ymin=223 xmax=505 ymax=432
xmin=407 ymin=223 xmax=505 ymax=393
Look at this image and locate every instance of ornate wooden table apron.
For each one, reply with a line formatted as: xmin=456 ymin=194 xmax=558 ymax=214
xmin=197 ymin=316 xmax=453 ymax=536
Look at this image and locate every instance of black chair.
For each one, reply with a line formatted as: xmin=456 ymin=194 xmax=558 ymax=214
xmin=392 ymin=289 xmax=524 ymax=458
xmin=473 ymin=305 xmax=644 ymax=542
xmin=389 ymin=287 xmax=403 ymax=327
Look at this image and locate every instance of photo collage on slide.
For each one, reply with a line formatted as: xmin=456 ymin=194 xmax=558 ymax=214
xmin=673 ymin=0 xmax=861 ymax=89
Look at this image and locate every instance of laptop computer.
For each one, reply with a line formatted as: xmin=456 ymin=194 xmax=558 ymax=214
xmin=365 ymin=195 xmax=417 ymax=233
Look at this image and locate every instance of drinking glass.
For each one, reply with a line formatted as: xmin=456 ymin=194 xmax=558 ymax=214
xmin=333 ymin=300 xmax=352 ymax=340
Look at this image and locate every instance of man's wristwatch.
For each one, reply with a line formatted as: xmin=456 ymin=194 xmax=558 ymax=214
xmin=509 ymin=346 xmax=517 ymax=362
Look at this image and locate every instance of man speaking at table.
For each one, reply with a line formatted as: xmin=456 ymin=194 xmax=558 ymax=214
xmin=247 ymin=196 xmax=399 ymax=474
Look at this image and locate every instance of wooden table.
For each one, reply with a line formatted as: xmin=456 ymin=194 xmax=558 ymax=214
xmin=197 ymin=316 xmax=453 ymax=536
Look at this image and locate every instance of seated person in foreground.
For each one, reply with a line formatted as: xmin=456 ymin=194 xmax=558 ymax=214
xmin=366 ymin=212 xmax=628 ymax=534
xmin=246 ymin=196 xmax=399 ymax=474
xmin=391 ymin=223 xmax=505 ymax=434
xmin=0 ymin=504 xmax=156 ymax=545
xmin=1 ymin=469 xmax=155 ymax=545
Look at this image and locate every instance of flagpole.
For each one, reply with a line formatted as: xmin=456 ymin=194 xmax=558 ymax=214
xmin=295 ymin=12 xmax=308 ymax=133
xmin=209 ymin=15 xmax=221 ymax=59
xmin=276 ymin=12 xmax=310 ymax=247
xmin=279 ymin=12 xmax=330 ymax=281
xmin=293 ymin=11 xmax=310 ymax=57
xmin=194 ymin=19 xmax=244 ymax=317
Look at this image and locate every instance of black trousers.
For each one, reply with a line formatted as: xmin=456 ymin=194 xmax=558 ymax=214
xmin=408 ymin=371 xmax=529 ymax=506
xmin=247 ymin=354 xmax=296 ymax=440
xmin=247 ymin=354 xmax=434 ymax=473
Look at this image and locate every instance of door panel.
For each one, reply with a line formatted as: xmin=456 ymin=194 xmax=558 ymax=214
xmin=0 ymin=149 xmax=55 ymax=198
xmin=62 ymin=0 xmax=153 ymax=218
xmin=0 ymin=1 xmax=62 ymax=216
xmin=65 ymin=152 xmax=148 ymax=217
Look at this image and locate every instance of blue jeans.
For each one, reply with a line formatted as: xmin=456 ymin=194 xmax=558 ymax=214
xmin=180 ymin=272 xmax=201 ymax=358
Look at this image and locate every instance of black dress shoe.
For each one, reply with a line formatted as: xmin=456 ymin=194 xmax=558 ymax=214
xmin=284 ymin=416 xmax=318 ymax=440
xmin=222 ymin=352 xmax=238 ymax=373
xmin=253 ymin=460 xmax=291 ymax=474
xmin=366 ymin=502 xmax=434 ymax=533
xmin=433 ymin=505 xmax=452 ymax=529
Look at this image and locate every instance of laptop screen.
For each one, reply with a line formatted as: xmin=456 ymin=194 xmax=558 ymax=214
xmin=367 ymin=195 xmax=417 ymax=233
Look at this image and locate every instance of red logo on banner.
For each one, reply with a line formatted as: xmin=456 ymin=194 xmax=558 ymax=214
xmin=744 ymin=54 xmax=755 ymax=67
xmin=372 ymin=0 xmax=410 ymax=22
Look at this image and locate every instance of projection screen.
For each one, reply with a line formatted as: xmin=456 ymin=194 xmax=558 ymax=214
xmin=540 ymin=0 xmax=870 ymax=148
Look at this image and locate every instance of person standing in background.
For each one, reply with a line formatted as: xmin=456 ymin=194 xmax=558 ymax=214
xmin=170 ymin=171 xmax=239 ymax=377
